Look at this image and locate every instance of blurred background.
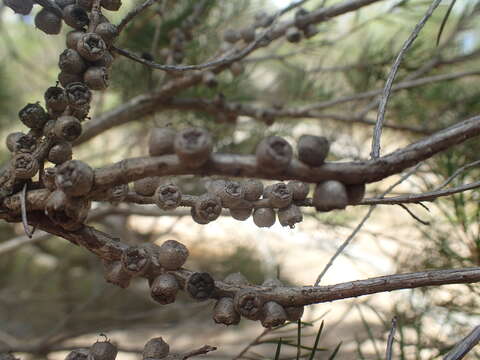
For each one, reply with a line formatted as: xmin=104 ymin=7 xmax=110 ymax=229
xmin=1 ymin=0 xmax=480 ymax=359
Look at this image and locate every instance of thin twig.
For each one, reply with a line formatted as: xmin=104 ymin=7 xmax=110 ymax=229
xmin=385 ymin=317 xmax=397 ymax=360
xmin=371 ymin=0 xmax=443 ymax=159
xmin=444 ymin=326 xmax=480 ymax=360
xmin=438 ymin=159 xmax=480 ymax=190
xmin=117 ymin=0 xmax=161 ymax=33
xmin=182 ymin=345 xmax=217 ymax=360
xmin=398 ymin=204 xmax=430 ymax=225
xmin=20 ymin=183 xmax=33 ymax=238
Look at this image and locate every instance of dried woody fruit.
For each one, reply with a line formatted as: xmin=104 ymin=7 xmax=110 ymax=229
xmin=243 ymin=179 xmax=264 ymax=201
xmin=63 ymin=4 xmax=90 ymax=30
xmin=5 ymin=0 xmax=34 ymax=15
xmin=44 ymin=86 xmax=68 ymax=114
xmin=287 ymin=180 xmax=309 ymax=201
xmin=263 ymin=183 xmax=293 ymax=208
xmin=213 ymin=297 xmax=241 ymax=325
xmin=6 ymin=132 xmax=24 ymax=153
xmin=48 ymin=142 xmax=73 ymax=165
xmin=18 ymin=103 xmax=48 ymax=130
xmin=67 ymin=30 xmax=86 ymax=49
xmin=59 ymin=49 xmax=87 ymax=74
xmin=121 ymin=246 xmax=150 ymax=276
xmin=66 ymin=82 xmax=92 ymax=109
xmin=297 ymin=135 xmax=330 ymax=167
xmin=35 ymin=8 xmax=62 ymax=35
xmin=261 ymin=301 xmax=287 ymax=328
xmin=278 ymin=204 xmax=303 ymax=228
xmin=313 ymin=180 xmax=348 ymax=211
xmin=192 ymin=193 xmax=222 ymax=224
xmin=84 ymin=66 xmax=109 ymax=90
xmin=253 ymin=208 xmax=276 ymax=228
xmin=158 ymin=239 xmax=189 ymax=270
xmin=154 ymin=183 xmax=182 ymax=211
xmin=174 ymin=128 xmax=213 ymax=167
xmin=143 ymin=337 xmax=170 ymax=360
xmin=65 ymin=349 xmax=90 ymax=360
xmin=54 ymin=116 xmax=82 ymax=141
xmin=55 ymin=160 xmax=94 ymax=197
xmin=45 ymin=190 xmax=91 ymax=230
xmin=77 ymin=33 xmax=107 ymax=61
xmin=101 ymin=0 xmax=122 ymax=11
xmin=256 ymin=136 xmax=293 ymax=173
xmin=94 ymin=23 xmax=119 ymax=46
xmin=13 ymin=153 xmax=39 ymax=179
xmin=134 ymin=177 xmax=161 ymax=197
xmin=148 ymin=127 xmax=176 ymax=156
xmin=186 ymin=272 xmax=215 ymax=301
xmin=346 ymin=183 xmax=366 ymax=204
xmin=88 ymin=341 xmax=118 ymax=360
xmin=103 ymin=260 xmax=132 ymax=288
xmin=150 ymin=273 xmax=179 ymax=305
xmin=212 ymin=180 xmax=245 ymax=208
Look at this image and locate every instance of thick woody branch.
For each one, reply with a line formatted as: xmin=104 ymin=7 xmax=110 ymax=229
xmin=88 ymin=115 xmax=480 ymax=187
xmin=15 ymin=214 xmax=480 ymax=309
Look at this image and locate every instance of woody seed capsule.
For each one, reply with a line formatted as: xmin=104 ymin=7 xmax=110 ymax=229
xmin=134 ymin=177 xmax=161 ymax=197
xmin=63 ymin=5 xmax=90 ymax=30
xmin=43 ymin=167 xmax=57 ymax=191
xmin=143 ymin=337 xmax=170 ymax=360
xmin=297 ymin=135 xmax=329 ymax=167
xmin=19 ymin=103 xmax=48 ymax=130
xmin=6 ymin=132 xmax=25 ymax=153
xmin=261 ymin=301 xmax=287 ymax=328
xmin=286 ymin=27 xmax=302 ymax=43
xmin=148 ymin=127 xmax=176 ymax=156
xmin=158 ymin=239 xmax=189 ymax=270
xmin=255 ymin=136 xmax=293 ymax=173
xmin=89 ymin=341 xmax=118 ymax=360
xmin=103 ymin=260 xmax=131 ymax=288
xmin=241 ymin=26 xmax=256 ymax=43
xmin=346 ymin=183 xmax=366 ymax=204
xmin=234 ymin=289 xmax=263 ymax=320
xmin=313 ymin=180 xmax=348 ymax=211
xmin=45 ymin=86 xmax=68 ymax=114
xmin=287 ymin=180 xmax=309 ymax=201
xmin=48 ymin=142 xmax=73 ymax=165
xmin=154 ymin=183 xmax=182 ymax=211
xmin=35 ymin=9 xmax=62 ymax=35
xmin=243 ymin=179 xmax=264 ymax=201
xmin=214 ymin=180 xmax=245 ymax=208
xmin=66 ymin=30 xmax=86 ymax=49
xmin=95 ymin=23 xmax=119 ymax=46
xmin=121 ymin=246 xmax=150 ymax=276
xmin=285 ymin=306 xmax=304 ymax=322
xmin=59 ymin=49 xmax=87 ymax=74
xmin=263 ymin=183 xmax=293 ymax=208
xmin=229 ymin=205 xmax=252 ymax=221
xmin=174 ymin=127 xmax=213 ymax=167
xmin=150 ymin=273 xmax=179 ymax=305
xmin=5 ymin=0 xmax=34 ymax=15
xmin=223 ymin=29 xmax=239 ymax=43
xmin=186 ymin=272 xmax=215 ymax=301
xmin=54 ymin=116 xmax=82 ymax=141
xmin=192 ymin=193 xmax=222 ymax=224
xmin=55 ymin=160 xmax=94 ymax=197
xmin=77 ymin=33 xmax=107 ymax=62
xmin=45 ymin=190 xmax=91 ymax=231
xmin=101 ymin=0 xmax=122 ymax=11
xmin=213 ymin=297 xmax=241 ymax=325
xmin=84 ymin=66 xmax=109 ymax=91
xmin=65 ymin=349 xmax=90 ymax=360
xmin=278 ymin=204 xmax=303 ymax=228
xmin=13 ymin=153 xmax=39 ymax=179
xmin=58 ymin=71 xmax=83 ymax=87
xmin=253 ymin=208 xmax=276 ymax=228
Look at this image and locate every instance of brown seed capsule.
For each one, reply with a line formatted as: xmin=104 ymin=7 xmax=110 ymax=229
xmin=294 ymin=8 xmax=309 ymax=28
xmin=174 ymin=128 xmax=213 ymax=167
xmin=224 ymin=272 xmax=249 ymax=285
xmin=148 ymin=127 xmax=176 ymax=156
xmin=223 ymin=29 xmax=238 ymax=43
xmin=65 ymin=349 xmax=90 ymax=360
xmin=234 ymin=289 xmax=263 ymax=320
xmin=63 ymin=4 xmax=90 ymax=30
xmin=66 ymin=30 xmax=86 ymax=49
xmin=263 ymin=183 xmax=293 ymax=208
xmin=154 ymin=184 xmax=182 ymax=211
xmin=256 ymin=136 xmax=293 ymax=173
xmin=19 ymin=103 xmax=48 ymax=130
xmin=54 ymin=116 xmax=82 ymax=141
xmin=94 ymin=22 xmax=118 ymax=46
xmin=261 ymin=301 xmax=287 ymax=328
xmin=202 ymin=71 xmax=218 ymax=88
xmin=93 ymin=51 xmax=115 ymax=68
xmin=77 ymin=33 xmax=107 ymax=61
xmin=346 ymin=183 xmax=366 ymax=204
xmin=253 ymin=208 xmax=276 ymax=228
xmin=286 ymin=27 xmax=302 ymax=43
xmin=133 ymin=177 xmax=161 ymax=197
xmin=13 ymin=153 xmax=39 ymax=179
xmin=45 ymin=190 xmax=91 ymax=230
xmin=107 ymin=183 xmax=129 ymax=203
xmin=55 ymin=160 xmax=94 ymax=197
xmin=84 ymin=66 xmax=109 ymax=91
xmin=65 ymin=82 xmax=92 ymax=108
xmin=143 ymin=337 xmax=170 ymax=360
xmin=44 ymin=167 xmax=57 ymax=191
xmin=6 ymin=132 xmax=24 ymax=153
xmin=150 ymin=273 xmax=179 ymax=305
xmin=101 ymin=0 xmax=122 ymax=11
xmin=254 ymin=11 xmax=273 ymax=28
xmin=278 ymin=204 xmax=303 ymax=228
xmin=213 ymin=181 xmax=245 ymax=208
xmin=58 ymin=71 xmax=83 ymax=87
xmin=312 ymin=180 xmax=348 ymax=212
xmin=243 ymin=179 xmax=264 ymax=201
xmin=71 ymin=104 xmax=90 ymax=121
xmin=59 ymin=49 xmax=87 ymax=74
xmin=121 ymin=246 xmax=150 ymax=276
xmin=285 ymin=306 xmax=304 ymax=322
xmin=35 ymin=8 xmax=62 ymax=35
xmin=190 ymin=207 xmax=209 ymax=225
xmin=48 ymin=142 xmax=73 ymax=165
xmin=158 ymin=239 xmax=189 ymax=270
xmin=5 ymin=0 xmax=34 ymax=15
xmin=298 ymin=135 xmax=330 ymax=167
xmin=45 ymin=86 xmax=68 ymax=114
xmin=89 ymin=341 xmax=117 ymax=360
xmin=229 ymin=205 xmax=252 ymax=221
xmin=241 ymin=26 xmax=256 ymax=43
xmin=287 ymin=181 xmax=309 ymax=201
xmin=103 ymin=260 xmax=131 ymax=288
xmin=186 ymin=272 xmax=215 ymax=301
xmin=213 ymin=297 xmax=241 ymax=325
xmin=13 ymin=134 xmax=36 ymax=153
xmin=192 ymin=193 xmax=222 ymax=224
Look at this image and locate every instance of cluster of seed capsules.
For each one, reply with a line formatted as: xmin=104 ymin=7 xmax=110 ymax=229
xmin=63 ymin=336 xmax=182 ymax=360
xmin=104 ymin=237 xmax=303 ymax=328
xmin=133 ymin=127 xmax=365 ymax=229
